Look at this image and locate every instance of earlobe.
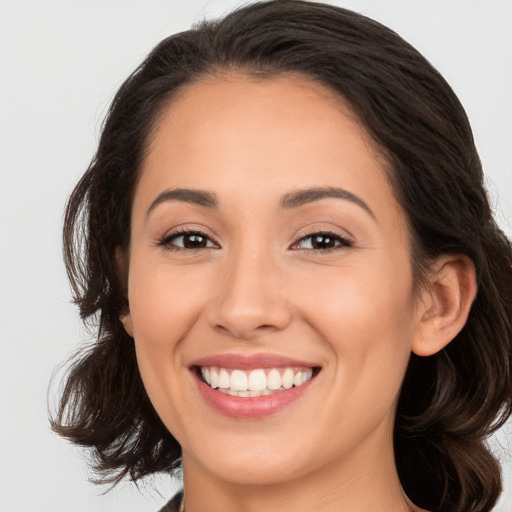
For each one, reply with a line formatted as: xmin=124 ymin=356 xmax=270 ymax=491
xmin=412 ymin=254 xmax=477 ymax=357
xmin=120 ymin=309 xmax=134 ymax=337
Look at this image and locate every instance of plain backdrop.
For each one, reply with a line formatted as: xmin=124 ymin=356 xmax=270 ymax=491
xmin=0 ymin=1 xmax=511 ymax=511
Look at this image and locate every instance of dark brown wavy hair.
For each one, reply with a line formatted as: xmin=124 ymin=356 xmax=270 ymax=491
xmin=51 ymin=1 xmax=512 ymax=511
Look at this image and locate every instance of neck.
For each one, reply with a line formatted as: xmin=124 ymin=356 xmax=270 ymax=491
xmin=180 ymin=428 xmax=422 ymax=512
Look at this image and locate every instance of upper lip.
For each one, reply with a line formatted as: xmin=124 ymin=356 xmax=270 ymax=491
xmin=190 ymin=353 xmax=319 ymax=370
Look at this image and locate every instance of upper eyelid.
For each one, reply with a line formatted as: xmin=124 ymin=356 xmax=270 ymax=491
xmin=292 ymin=227 xmax=353 ymax=244
xmin=161 ymin=228 xmax=220 ymax=247
xmin=160 ymin=226 xmax=218 ymax=241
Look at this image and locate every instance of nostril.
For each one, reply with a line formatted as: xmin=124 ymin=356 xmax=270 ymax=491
xmin=212 ymin=322 xmax=278 ymax=341
xmin=205 ymin=290 xmax=293 ymax=340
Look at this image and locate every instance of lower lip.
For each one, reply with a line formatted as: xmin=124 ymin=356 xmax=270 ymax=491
xmin=194 ymin=371 xmax=316 ymax=419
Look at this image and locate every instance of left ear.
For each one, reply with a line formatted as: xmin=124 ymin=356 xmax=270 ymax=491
xmin=412 ymin=254 xmax=477 ymax=357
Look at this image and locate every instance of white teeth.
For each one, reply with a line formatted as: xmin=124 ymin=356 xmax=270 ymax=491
xmin=200 ymin=365 xmax=316 ymax=396
xmin=210 ymin=368 xmax=219 ymax=389
xmin=281 ymin=368 xmax=294 ymax=389
xmin=220 ymin=388 xmax=272 ymax=397
xmin=218 ymin=368 xmax=231 ymax=389
xmin=267 ymin=369 xmax=282 ymax=390
xmin=248 ymin=369 xmax=267 ymax=391
xmin=230 ymin=369 xmax=248 ymax=391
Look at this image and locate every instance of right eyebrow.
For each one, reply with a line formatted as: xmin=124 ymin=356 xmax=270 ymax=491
xmin=279 ymin=186 xmax=375 ymax=220
xmin=146 ymin=188 xmax=218 ymax=218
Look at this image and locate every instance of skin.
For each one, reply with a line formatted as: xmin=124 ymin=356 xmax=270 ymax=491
xmin=121 ymin=74 xmax=476 ymax=511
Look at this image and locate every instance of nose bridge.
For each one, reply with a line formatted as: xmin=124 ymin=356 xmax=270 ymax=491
xmin=207 ymin=236 xmax=291 ymax=339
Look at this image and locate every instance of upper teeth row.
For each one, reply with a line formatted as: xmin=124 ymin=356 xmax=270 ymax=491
xmin=201 ymin=367 xmax=313 ymax=392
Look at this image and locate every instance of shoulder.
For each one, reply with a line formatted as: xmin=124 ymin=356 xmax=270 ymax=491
xmin=157 ymin=490 xmax=183 ymax=512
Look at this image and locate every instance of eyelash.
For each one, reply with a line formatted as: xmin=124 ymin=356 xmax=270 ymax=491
xmin=157 ymin=228 xmax=353 ymax=254
xmin=291 ymin=230 xmax=353 ymax=253
xmin=157 ymin=228 xmax=218 ymax=252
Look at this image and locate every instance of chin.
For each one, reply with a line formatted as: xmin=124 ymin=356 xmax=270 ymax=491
xmin=184 ymin=430 xmax=326 ymax=487
xmin=204 ymin=454 xmax=310 ymax=487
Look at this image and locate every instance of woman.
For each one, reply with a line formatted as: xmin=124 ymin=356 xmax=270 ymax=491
xmin=52 ymin=1 xmax=512 ymax=511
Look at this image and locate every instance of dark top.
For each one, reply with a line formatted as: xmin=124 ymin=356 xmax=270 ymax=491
xmin=158 ymin=491 xmax=183 ymax=512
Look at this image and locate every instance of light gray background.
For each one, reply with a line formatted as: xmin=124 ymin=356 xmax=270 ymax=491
xmin=0 ymin=1 xmax=511 ymax=511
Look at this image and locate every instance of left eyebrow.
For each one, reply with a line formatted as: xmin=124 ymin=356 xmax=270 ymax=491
xmin=146 ymin=188 xmax=218 ymax=219
xmin=279 ymin=186 xmax=375 ymax=220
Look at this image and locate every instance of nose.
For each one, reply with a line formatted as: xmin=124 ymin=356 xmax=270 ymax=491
xmin=205 ymin=246 xmax=292 ymax=340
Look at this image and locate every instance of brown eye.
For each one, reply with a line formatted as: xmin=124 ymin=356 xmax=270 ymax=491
xmin=310 ymin=234 xmax=338 ymax=249
xmin=182 ymin=233 xmax=208 ymax=248
xmin=159 ymin=230 xmax=218 ymax=250
xmin=293 ymin=232 xmax=352 ymax=251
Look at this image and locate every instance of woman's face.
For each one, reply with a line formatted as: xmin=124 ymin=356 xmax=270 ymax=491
xmin=123 ymin=74 xmax=425 ymax=486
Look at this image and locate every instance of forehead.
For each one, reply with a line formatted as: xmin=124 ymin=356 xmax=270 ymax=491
xmin=147 ymin=73 xmax=377 ymax=167
xmin=136 ymin=73 xmax=403 ymax=227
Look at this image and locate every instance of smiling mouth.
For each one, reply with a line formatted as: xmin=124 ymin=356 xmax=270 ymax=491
xmin=195 ymin=366 xmax=320 ymax=397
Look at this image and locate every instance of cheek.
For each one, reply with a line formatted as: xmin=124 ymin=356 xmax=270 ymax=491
xmin=294 ymin=258 xmax=415 ymax=391
xmin=126 ymin=259 xmax=209 ymax=409
xmin=297 ymin=256 xmax=415 ymax=335
xmin=128 ymin=259 xmax=208 ymax=349
xmin=126 ymin=258 xmax=211 ymax=435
